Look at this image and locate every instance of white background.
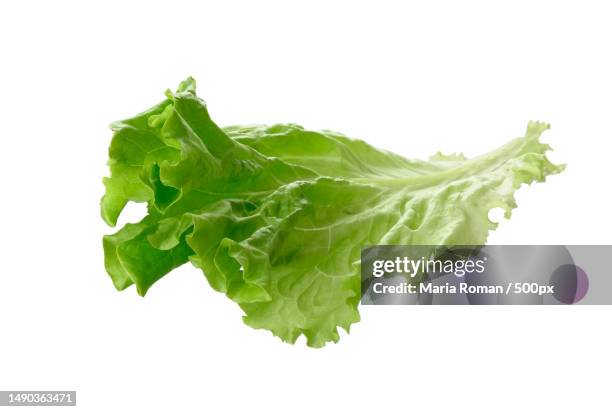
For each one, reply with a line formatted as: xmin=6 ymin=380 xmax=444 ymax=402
xmin=1 ymin=1 xmax=611 ymax=411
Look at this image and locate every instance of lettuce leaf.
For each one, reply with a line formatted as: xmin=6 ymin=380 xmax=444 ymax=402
xmin=101 ymin=78 xmax=564 ymax=347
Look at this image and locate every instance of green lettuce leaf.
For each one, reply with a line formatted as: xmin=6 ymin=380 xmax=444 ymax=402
xmin=101 ymin=78 xmax=564 ymax=347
